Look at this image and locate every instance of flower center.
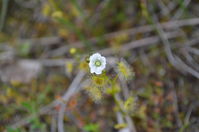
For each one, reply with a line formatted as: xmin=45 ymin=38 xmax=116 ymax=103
xmin=95 ymin=60 xmax=101 ymax=67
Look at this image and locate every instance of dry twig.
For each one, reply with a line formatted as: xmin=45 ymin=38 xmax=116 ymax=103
xmin=10 ymin=71 xmax=85 ymax=130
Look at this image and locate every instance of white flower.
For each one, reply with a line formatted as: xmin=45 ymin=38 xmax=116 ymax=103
xmin=89 ymin=53 xmax=106 ymax=75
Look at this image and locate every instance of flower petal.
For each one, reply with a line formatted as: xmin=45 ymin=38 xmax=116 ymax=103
xmin=95 ymin=69 xmax=102 ymax=74
xmin=89 ymin=53 xmax=101 ymax=62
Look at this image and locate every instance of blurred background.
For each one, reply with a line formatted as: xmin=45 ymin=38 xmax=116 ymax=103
xmin=0 ymin=0 xmax=199 ymax=132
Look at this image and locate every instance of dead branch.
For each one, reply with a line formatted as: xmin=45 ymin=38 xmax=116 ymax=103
xmin=10 ymin=71 xmax=86 ymax=130
xmin=153 ymin=17 xmax=199 ymax=78
xmin=58 ymin=71 xmax=85 ymax=132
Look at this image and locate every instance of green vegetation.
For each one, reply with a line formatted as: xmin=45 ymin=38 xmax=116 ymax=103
xmin=0 ymin=0 xmax=199 ymax=132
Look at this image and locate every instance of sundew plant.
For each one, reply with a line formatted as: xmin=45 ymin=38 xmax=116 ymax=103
xmin=80 ymin=52 xmax=137 ymax=131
